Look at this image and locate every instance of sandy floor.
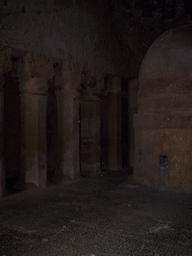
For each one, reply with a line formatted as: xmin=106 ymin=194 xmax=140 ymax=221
xmin=0 ymin=171 xmax=192 ymax=256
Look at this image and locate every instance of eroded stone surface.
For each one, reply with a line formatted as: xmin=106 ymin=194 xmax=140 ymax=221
xmin=134 ymin=24 xmax=192 ymax=193
xmin=17 ymin=52 xmax=54 ymax=82
xmin=17 ymin=52 xmax=54 ymax=189
xmin=0 ymin=172 xmax=192 ymax=255
xmin=55 ymin=60 xmax=83 ymax=90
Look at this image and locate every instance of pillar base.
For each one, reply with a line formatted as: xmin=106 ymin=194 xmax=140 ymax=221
xmin=14 ymin=180 xmax=38 ymax=191
xmin=51 ymin=173 xmax=72 ymax=184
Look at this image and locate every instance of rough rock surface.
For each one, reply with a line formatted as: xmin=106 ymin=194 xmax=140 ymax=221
xmin=1 ymin=171 xmax=192 ymax=255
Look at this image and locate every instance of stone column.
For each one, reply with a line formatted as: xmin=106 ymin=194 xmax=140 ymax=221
xmin=55 ymin=60 xmax=83 ymax=181
xmin=80 ymin=99 xmax=101 ymax=176
xmin=101 ymin=76 xmax=122 ymax=171
xmin=80 ymin=70 xmax=104 ymax=176
xmin=0 ymin=47 xmax=11 ymax=198
xmin=17 ymin=52 xmax=54 ymax=189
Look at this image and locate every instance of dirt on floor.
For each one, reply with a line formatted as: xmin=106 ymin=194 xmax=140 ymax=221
xmin=0 ymin=171 xmax=192 ymax=256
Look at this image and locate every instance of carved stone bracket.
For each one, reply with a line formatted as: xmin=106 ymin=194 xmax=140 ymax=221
xmin=107 ymin=76 xmax=121 ymax=93
xmin=0 ymin=46 xmax=12 ymax=74
xmin=81 ymin=69 xmax=105 ymax=98
xmin=54 ymin=60 xmax=83 ymax=91
xmin=0 ymin=46 xmax=12 ymax=91
xmin=17 ymin=52 xmax=54 ymax=92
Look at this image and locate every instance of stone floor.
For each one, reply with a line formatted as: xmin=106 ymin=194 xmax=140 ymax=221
xmin=0 ymin=171 xmax=192 ymax=256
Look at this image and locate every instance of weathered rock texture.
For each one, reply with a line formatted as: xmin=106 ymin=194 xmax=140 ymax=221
xmin=134 ymin=24 xmax=192 ymax=193
xmin=1 ymin=0 xmax=190 ymax=78
xmin=101 ymin=76 xmax=122 ymax=171
xmin=0 ymin=0 xmax=192 ymax=197
xmin=55 ymin=60 xmax=82 ymax=181
xmin=80 ymin=70 xmax=104 ymax=176
xmin=18 ymin=52 xmax=54 ymax=189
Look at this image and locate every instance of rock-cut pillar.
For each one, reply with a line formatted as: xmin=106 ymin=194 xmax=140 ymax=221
xmin=17 ymin=52 xmax=54 ymax=189
xmin=80 ymin=70 xmax=105 ymax=176
xmin=55 ymin=60 xmax=83 ymax=181
xmin=101 ymin=76 xmax=122 ymax=171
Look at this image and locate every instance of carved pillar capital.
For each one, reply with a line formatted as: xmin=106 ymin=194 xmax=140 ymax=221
xmin=17 ymin=52 xmax=54 ymax=93
xmin=54 ymin=60 xmax=83 ymax=91
xmin=0 ymin=46 xmax=12 ymax=74
xmin=0 ymin=46 xmax=12 ymax=91
xmin=107 ymin=76 xmax=121 ymax=93
xmin=19 ymin=78 xmax=49 ymax=95
xmin=81 ymin=69 xmax=105 ymax=98
xmin=55 ymin=87 xmax=80 ymax=99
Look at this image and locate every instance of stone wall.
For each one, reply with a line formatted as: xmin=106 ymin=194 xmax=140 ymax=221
xmin=134 ymin=25 xmax=192 ymax=193
xmin=0 ymin=0 xmax=137 ymax=77
xmin=1 ymin=0 xmax=190 ymax=78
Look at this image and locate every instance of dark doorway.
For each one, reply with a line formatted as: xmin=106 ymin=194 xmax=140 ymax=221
xmin=46 ymin=85 xmax=57 ymax=181
xmin=4 ymin=72 xmax=20 ymax=190
xmin=121 ymin=79 xmax=129 ymax=169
